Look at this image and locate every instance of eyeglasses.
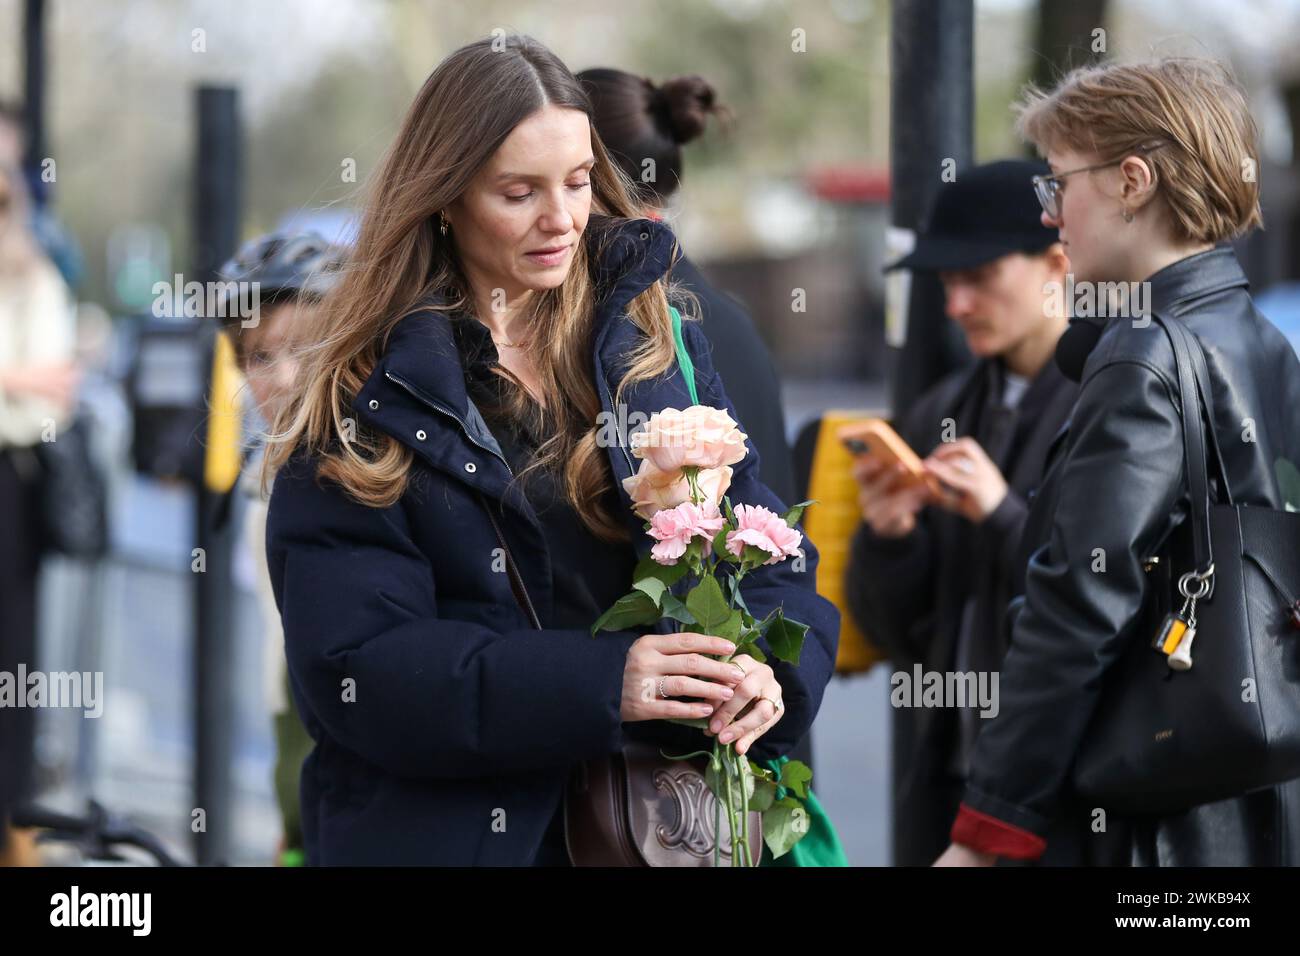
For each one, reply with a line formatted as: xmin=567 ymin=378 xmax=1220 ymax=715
xmin=1032 ymin=143 xmax=1165 ymax=220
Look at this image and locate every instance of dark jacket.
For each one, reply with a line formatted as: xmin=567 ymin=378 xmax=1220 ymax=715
xmin=844 ymin=356 xmax=1076 ymax=865
xmin=954 ymin=246 xmax=1300 ymax=865
xmin=265 ymin=215 xmax=840 ymax=866
xmin=668 ymin=255 xmax=797 ymax=507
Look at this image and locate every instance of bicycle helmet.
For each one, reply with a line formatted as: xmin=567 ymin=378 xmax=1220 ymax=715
xmin=214 ymin=231 xmax=347 ymax=316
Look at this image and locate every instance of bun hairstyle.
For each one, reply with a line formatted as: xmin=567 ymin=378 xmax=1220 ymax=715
xmin=654 ymin=75 xmax=718 ymax=143
xmin=579 ymin=68 xmax=725 ymax=205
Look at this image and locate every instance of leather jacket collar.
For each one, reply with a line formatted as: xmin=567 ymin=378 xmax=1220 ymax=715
xmin=1055 ymin=244 xmax=1249 ymax=382
xmin=1146 ymin=244 xmax=1249 ymax=315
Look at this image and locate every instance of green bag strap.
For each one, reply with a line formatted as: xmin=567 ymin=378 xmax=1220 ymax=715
xmin=670 ymin=305 xmax=700 ymax=406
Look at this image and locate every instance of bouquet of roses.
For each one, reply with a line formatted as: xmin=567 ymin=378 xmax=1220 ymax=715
xmin=592 ymin=404 xmax=817 ymax=866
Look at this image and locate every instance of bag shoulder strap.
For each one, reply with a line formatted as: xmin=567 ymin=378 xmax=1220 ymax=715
xmin=479 ymin=304 xmax=696 ymax=632
xmin=1152 ymin=312 xmax=1226 ymax=578
xmin=670 ymin=306 xmax=700 ymax=406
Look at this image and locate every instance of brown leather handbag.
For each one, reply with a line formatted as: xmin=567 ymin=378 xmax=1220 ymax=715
xmin=480 ymin=492 xmax=762 ymax=867
xmin=565 ymin=741 xmax=762 ymax=867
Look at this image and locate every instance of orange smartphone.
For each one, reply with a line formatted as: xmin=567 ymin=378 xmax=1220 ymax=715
xmin=838 ymin=418 xmax=941 ymax=495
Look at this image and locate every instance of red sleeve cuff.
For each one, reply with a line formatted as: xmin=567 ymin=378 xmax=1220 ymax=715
xmin=951 ymin=803 xmax=1047 ymax=860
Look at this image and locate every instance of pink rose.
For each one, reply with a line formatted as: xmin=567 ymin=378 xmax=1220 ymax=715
xmin=630 ymin=405 xmax=748 ymax=473
xmin=726 ymin=503 xmax=804 ymax=566
xmin=647 ymin=501 xmax=726 ymax=565
xmin=621 ymin=460 xmax=732 ymax=521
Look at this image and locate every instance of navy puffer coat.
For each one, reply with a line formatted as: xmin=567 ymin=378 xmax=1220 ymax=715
xmin=266 ymin=215 xmax=839 ymax=865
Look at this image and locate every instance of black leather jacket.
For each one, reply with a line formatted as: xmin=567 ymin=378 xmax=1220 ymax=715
xmin=955 ymin=246 xmax=1300 ymax=864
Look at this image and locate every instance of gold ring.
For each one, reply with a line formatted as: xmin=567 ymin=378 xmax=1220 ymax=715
xmin=731 ymin=661 xmax=747 ymax=679
xmin=760 ymin=696 xmax=783 ymax=712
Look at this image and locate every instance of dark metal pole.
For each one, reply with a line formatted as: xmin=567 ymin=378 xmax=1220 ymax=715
xmin=889 ymin=0 xmax=974 ymax=416
xmin=192 ymin=85 xmax=241 ymax=866
xmin=888 ymin=0 xmax=974 ymax=867
xmin=21 ymin=0 xmax=46 ymax=211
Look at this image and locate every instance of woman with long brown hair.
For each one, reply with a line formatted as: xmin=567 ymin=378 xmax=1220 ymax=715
xmin=263 ymin=34 xmax=838 ymax=866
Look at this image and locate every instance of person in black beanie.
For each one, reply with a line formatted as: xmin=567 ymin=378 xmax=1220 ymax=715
xmin=844 ymin=159 xmax=1076 ymax=866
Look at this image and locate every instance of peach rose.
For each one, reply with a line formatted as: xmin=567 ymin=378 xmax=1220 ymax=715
xmin=629 ymin=405 xmax=748 ymax=473
xmin=621 ymin=460 xmax=733 ymax=521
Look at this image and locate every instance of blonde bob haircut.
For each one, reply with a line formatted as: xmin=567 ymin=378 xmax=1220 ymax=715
xmin=1015 ymin=57 xmax=1263 ymax=243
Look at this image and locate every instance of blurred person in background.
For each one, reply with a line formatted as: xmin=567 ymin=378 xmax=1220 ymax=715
xmin=215 ymin=232 xmax=347 ymax=867
xmin=0 ymin=161 xmax=78 ymax=866
xmin=577 ymin=68 xmax=796 ymax=508
xmin=0 ymin=103 xmax=83 ymax=290
xmin=578 ymin=68 xmax=808 ymax=773
xmin=844 ymin=160 xmax=1075 ymax=866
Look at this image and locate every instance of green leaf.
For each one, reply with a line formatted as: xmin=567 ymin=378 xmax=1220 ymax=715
xmin=762 ymin=800 xmax=809 ymax=859
xmin=778 ymin=759 xmax=813 ymax=799
xmin=590 ymin=590 xmax=661 ymax=636
xmin=711 ymin=528 xmax=733 ymax=562
xmin=713 ymin=608 xmax=743 ymax=642
xmin=685 ymin=575 xmax=731 ymax=630
xmin=731 ymin=580 xmax=751 ymax=616
xmin=763 ymin=608 xmax=809 ymax=665
xmin=736 ymin=640 xmax=766 ymax=664
xmin=633 ymin=554 xmax=687 ymax=589
xmin=632 ymin=577 xmax=667 ymax=608
xmin=722 ymin=495 xmax=736 ymax=523
xmin=659 ymin=592 xmax=697 ymax=626
xmin=781 ymin=499 xmax=816 ymax=528
xmin=743 ymin=606 xmax=769 ymax=642
xmin=742 ymin=544 xmax=771 ymax=568
xmin=748 ymin=778 xmax=777 ymax=813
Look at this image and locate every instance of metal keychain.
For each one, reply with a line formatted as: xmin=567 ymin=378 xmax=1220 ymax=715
xmin=1153 ymin=565 xmax=1213 ymax=671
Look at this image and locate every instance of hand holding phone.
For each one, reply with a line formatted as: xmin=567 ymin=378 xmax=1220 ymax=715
xmin=840 ymin=419 xmax=940 ymax=537
xmin=838 ymin=419 xmax=942 ymax=496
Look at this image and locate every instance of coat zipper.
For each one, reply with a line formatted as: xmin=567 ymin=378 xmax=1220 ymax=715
xmin=384 ymin=370 xmax=513 ymax=477
xmin=604 ymin=380 xmax=636 ymax=477
xmin=382 ymin=370 xmax=542 ymax=628
xmin=480 ymin=491 xmax=543 ymax=630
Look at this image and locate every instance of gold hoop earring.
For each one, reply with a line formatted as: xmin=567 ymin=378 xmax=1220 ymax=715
xmin=1122 ymin=208 xmax=1134 ymax=223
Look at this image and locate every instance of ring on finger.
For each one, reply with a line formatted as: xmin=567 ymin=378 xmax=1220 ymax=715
xmin=659 ymin=677 xmax=669 ymax=699
xmin=731 ymin=660 xmax=746 ymax=679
